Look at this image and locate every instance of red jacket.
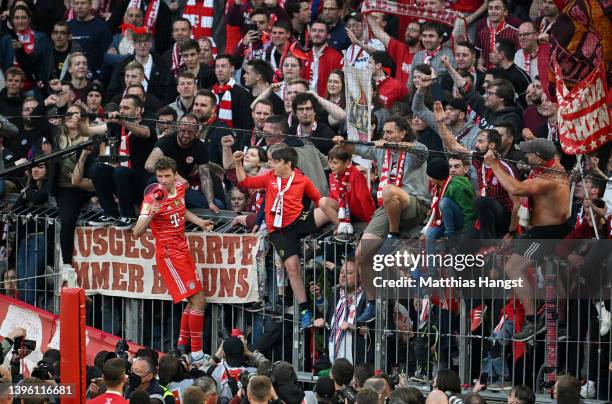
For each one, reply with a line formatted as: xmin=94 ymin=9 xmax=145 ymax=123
xmin=239 ymin=169 xmax=320 ymax=231
xmin=302 ymin=45 xmax=343 ymax=96
xmin=328 ymin=165 xmax=376 ymax=223
xmin=377 ymin=76 xmax=409 ymax=109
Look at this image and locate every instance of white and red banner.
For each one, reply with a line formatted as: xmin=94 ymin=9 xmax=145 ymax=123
xmin=555 ymin=62 xmax=612 ymax=154
xmin=0 ymin=294 xmax=148 ymax=372
xmin=72 ymin=228 xmax=262 ymax=303
xmin=360 ymin=0 xmax=459 ymax=27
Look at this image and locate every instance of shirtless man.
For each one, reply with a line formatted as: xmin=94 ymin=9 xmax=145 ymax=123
xmin=484 ymin=138 xmax=571 ymax=340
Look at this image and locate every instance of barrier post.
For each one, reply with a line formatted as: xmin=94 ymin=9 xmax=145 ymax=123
xmin=60 ymin=288 xmax=86 ymax=404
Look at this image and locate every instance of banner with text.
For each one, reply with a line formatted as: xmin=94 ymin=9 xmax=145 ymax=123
xmin=72 ymin=227 xmax=262 ymax=303
xmin=555 ymin=63 xmax=611 ymax=154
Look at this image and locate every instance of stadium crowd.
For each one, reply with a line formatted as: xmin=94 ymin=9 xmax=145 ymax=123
xmin=0 ymin=0 xmax=609 ymax=402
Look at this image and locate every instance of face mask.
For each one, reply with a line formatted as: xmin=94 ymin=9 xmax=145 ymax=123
xmin=128 ymin=372 xmax=142 ymax=389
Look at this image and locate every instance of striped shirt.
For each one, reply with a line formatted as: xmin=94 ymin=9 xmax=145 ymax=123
xmin=474 ymin=18 xmax=519 ymax=68
xmin=473 ymin=158 xmax=515 ymax=213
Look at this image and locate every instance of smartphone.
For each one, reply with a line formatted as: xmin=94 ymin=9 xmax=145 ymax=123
xmin=13 ymin=336 xmax=36 ymax=352
xmin=479 ymin=372 xmax=488 ymax=389
xmin=244 ymin=23 xmax=257 ymax=32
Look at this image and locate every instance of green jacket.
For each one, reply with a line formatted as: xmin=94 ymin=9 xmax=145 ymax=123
xmin=445 ymin=176 xmax=477 ymax=229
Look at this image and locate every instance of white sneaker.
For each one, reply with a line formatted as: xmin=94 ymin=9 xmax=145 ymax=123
xmin=61 ymin=264 xmax=78 ymax=288
xmin=580 ymin=380 xmax=596 ymax=399
xmin=598 ymin=304 xmax=611 ymax=336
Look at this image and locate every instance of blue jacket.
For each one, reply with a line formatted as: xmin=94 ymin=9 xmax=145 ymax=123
xmin=0 ymin=31 xmax=52 ymax=83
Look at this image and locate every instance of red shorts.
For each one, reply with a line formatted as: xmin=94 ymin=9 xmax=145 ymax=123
xmin=156 ymin=252 xmax=203 ymax=303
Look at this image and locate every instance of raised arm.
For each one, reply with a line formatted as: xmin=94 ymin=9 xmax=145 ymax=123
xmin=234 ymin=150 xmax=247 ymax=182
xmin=485 ymin=150 xmax=551 ymax=197
xmin=465 ymin=0 xmax=488 ymax=25
xmin=440 ymin=55 xmax=467 ymax=89
xmin=432 ymin=101 xmax=469 ymax=153
xmin=411 ymin=75 xmax=438 ymax=130
xmin=221 ymin=135 xmax=236 ymax=170
xmin=366 ymin=14 xmax=391 ymax=48
xmin=309 ymin=91 xmax=347 ymax=125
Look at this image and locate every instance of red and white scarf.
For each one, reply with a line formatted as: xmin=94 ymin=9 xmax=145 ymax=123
xmin=346 ymin=44 xmax=365 ymax=66
xmin=16 ymin=29 xmax=35 ymax=55
xmin=183 ymin=0 xmax=214 ymax=39
xmin=335 ymin=168 xmax=353 ymax=235
xmin=330 ymin=287 xmax=363 ymax=361
xmin=171 ymin=43 xmax=182 ymax=76
xmin=423 ymin=46 xmax=441 ymax=65
xmin=522 ymin=47 xmax=538 ymax=76
xmin=128 ymin=0 xmax=161 ymax=34
xmin=119 ymin=127 xmax=132 ymax=168
xmin=271 ymin=170 xmax=296 ymax=227
xmin=518 ymin=159 xmax=557 ymax=227
xmin=480 ymin=164 xmax=495 ymax=197
xmin=377 ymin=149 xmax=406 ymax=205
xmin=212 ymin=78 xmax=235 ymax=128
xmin=422 ymin=175 xmax=452 ymax=233
xmin=297 ymin=121 xmax=316 ymax=142
xmin=488 ymin=19 xmax=507 ymax=68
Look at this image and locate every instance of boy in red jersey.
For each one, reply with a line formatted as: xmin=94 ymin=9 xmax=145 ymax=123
xmin=319 ymin=146 xmax=375 ymax=243
xmin=235 ymin=146 xmax=332 ymax=329
xmin=133 ymin=157 xmax=214 ymax=365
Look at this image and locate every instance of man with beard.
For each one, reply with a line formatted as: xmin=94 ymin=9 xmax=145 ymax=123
xmin=193 ymin=89 xmax=234 ymax=168
xmin=414 ymin=73 xmax=479 ymax=150
xmin=485 ymin=139 xmax=571 ymax=341
xmin=289 ymin=92 xmax=335 ymax=155
xmin=367 ymin=15 xmax=421 ymax=85
xmin=145 ymin=113 xmax=220 ymax=212
xmin=534 ymin=0 xmax=560 ymax=44
xmin=521 ymin=79 xmax=547 ymax=133
xmin=12 ymin=96 xmax=58 ymax=160
xmin=302 ymin=20 xmax=343 ymax=96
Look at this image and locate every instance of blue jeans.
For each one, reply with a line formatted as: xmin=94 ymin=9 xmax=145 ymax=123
xmin=414 ymin=197 xmax=465 ymax=282
xmin=483 ymin=319 xmax=514 ymax=383
xmin=17 ymin=234 xmax=46 ymax=306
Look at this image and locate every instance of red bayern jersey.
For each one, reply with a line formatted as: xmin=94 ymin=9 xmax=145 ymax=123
xmin=377 ymin=76 xmax=409 ymax=109
xmin=328 ymin=165 xmax=375 ymax=223
xmin=140 ymin=181 xmax=189 ymax=257
xmin=87 ymin=392 xmax=129 ymax=404
xmin=387 ymin=38 xmax=417 ymax=84
xmin=239 ymin=169 xmax=321 ymax=232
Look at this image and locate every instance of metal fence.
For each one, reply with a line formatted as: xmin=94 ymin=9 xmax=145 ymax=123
xmin=2 ymin=206 xmax=612 ymax=402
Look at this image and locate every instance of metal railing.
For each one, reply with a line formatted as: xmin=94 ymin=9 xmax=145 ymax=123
xmin=2 ymin=204 xmax=611 ymax=402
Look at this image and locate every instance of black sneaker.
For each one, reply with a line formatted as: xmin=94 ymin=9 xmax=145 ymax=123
xmin=115 ymin=216 xmax=137 ymax=230
xmin=513 ymin=315 xmax=546 ymax=341
xmin=245 ymin=301 xmax=265 ymax=312
xmin=334 ymin=232 xmax=352 ymax=243
xmin=89 ymin=215 xmax=117 ymax=227
xmin=378 ymin=236 xmax=403 ymax=256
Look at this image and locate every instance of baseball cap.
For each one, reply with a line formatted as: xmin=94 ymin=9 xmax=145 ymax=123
xmin=517 ymin=138 xmax=556 ymax=161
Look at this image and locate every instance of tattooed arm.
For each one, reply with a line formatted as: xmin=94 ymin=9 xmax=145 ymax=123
xmin=198 ymin=163 xmax=220 ymax=213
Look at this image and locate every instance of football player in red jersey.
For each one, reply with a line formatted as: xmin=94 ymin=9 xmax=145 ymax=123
xmin=133 ymin=157 xmax=214 ymax=365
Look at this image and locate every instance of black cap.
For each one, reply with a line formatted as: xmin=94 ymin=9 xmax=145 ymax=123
xmin=444 ymin=98 xmax=468 ymax=113
xmin=426 ymin=157 xmax=450 ymax=181
xmin=86 ymin=81 xmax=104 ymax=98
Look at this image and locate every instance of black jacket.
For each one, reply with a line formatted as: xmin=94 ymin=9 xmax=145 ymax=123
xmin=0 ymin=89 xmax=24 ymax=125
xmin=107 ymin=54 xmax=176 ymax=104
xmin=462 ymin=86 xmax=524 ymax=138
xmin=226 ymin=84 xmax=255 ymax=132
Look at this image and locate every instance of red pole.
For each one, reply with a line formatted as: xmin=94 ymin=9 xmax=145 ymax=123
xmin=60 ymin=288 xmax=86 ymax=403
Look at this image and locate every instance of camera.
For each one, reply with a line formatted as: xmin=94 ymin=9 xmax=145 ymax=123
xmin=218 ymin=329 xmax=231 ymax=340
xmin=12 ymin=336 xmax=36 ymax=353
xmin=115 ymin=339 xmax=129 ymax=361
xmin=333 ymin=385 xmax=357 ymax=404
